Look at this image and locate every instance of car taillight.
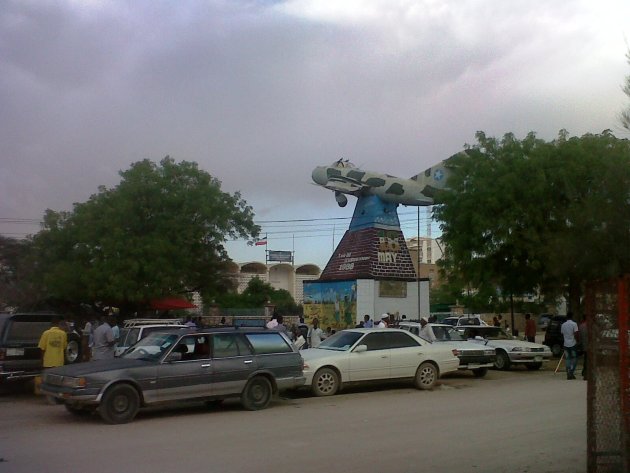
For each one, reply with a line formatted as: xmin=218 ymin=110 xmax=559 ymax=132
xmin=0 ymin=348 xmax=5 ymax=360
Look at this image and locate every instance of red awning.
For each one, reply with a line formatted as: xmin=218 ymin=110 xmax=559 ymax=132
xmin=149 ymin=297 xmax=197 ymax=310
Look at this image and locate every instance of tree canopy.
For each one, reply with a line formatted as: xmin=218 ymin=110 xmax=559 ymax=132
xmin=434 ymin=130 xmax=630 ymax=316
xmin=212 ymin=277 xmax=300 ymax=316
xmin=30 ymin=157 xmax=259 ymax=313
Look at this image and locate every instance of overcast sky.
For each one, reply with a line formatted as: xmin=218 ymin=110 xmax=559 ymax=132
xmin=1 ymin=0 xmax=629 ymax=269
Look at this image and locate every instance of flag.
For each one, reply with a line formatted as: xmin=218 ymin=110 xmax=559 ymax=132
xmin=255 ymin=237 xmax=267 ymax=246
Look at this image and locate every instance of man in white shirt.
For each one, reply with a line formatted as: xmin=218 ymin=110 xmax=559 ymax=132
xmin=92 ymin=315 xmax=116 ymax=360
xmin=419 ymin=317 xmax=436 ymax=342
xmin=308 ymin=318 xmax=326 ymax=348
xmin=377 ymin=313 xmax=389 ymax=328
xmin=560 ymin=312 xmax=580 ymax=380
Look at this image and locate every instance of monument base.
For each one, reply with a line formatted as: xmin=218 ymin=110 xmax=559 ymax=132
xmin=303 ymin=278 xmax=430 ymax=329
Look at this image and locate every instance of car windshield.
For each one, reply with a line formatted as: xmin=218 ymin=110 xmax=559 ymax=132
xmin=318 ymin=331 xmax=364 ymax=351
xmin=432 ymin=326 xmax=465 ymax=341
xmin=122 ymin=332 xmax=180 ymax=361
xmin=469 ymin=327 xmax=511 ymax=340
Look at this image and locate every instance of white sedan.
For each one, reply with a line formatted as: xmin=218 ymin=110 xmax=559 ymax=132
xmin=300 ymin=328 xmax=460 ymax=396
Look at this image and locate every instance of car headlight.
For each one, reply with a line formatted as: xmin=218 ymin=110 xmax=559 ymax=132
xmin=62 ymin=377 xmax=87 ymax=388
xmin=511 ymin=347 xmax=531 ymax=352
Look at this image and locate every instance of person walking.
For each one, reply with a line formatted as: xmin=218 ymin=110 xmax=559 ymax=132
xmin=308 ymin=318 xmax=326 ymax=348
xmin=560 ymin=312 xmax=580 ymax=380
xmin=38 ymin=317 xmax=68 ymax=368
xmin=524 ymin=313 xmax=537 ymax=343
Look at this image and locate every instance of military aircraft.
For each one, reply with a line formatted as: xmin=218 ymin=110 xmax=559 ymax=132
xmin=311 ymin=158 xmax=452 ymax=207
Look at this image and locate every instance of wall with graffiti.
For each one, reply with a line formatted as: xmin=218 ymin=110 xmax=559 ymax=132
xmin=303 ymin=280 xmax=357 ymax=330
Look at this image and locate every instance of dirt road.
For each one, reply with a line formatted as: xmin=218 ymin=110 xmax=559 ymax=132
xmin=0 ymin=367 xmax=585 ymax=473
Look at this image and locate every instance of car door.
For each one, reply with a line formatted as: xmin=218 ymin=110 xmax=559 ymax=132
xmin=386 ymin=331 xmax=424 ymax=378
xmin=210 ymin=333 xmax=258 ymax=397
xmin=348 ymin=332 xmax=391 ymax=381
xmin=157 ymin=335 xmax=213 ymax=402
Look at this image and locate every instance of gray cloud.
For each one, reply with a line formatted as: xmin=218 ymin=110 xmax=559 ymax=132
xmin=1 ymin=0 xmax=629 ymax=266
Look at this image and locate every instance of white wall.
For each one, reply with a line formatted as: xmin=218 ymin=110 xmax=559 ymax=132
xmin=356 ymin=279 xmax=430 ymax=324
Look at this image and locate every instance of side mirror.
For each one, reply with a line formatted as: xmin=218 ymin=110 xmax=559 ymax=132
xmin=353 ymin=344 xmax=368 ymax=353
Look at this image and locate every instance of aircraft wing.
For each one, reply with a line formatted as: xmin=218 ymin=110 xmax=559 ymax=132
xmin=322 ymin=177 xmax=365 ymax=194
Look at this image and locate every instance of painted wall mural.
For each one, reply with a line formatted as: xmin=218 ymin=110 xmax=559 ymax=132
xmin=303 ymin=280 xmax=357 ymax=330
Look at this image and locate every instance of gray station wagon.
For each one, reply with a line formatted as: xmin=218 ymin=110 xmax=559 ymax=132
xmin=40 ymin=327 xmax=305 ymax=424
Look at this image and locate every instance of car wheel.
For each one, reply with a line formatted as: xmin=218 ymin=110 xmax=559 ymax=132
xmin=526 ymin=362 xmax=542 ymax=370
xmin=241 ymin=376 xmax=272 ymax=411
xmin=414 ymin=362 xmax=438 ymax=390
xmin=99 ymin=384 xmax=140 ymax=424
xmin=65 ymin=334 xmax=82 ymax=364
xmin=494 ymin=351 xmax=511 ymax=370
xmin=551 ymin=343 xmax=563 ymax=357
xmin=65 ymin=403 xmax=94 ymax=417
xmin=472 ymin=367 xmax=488 ymax=378
xmin=312 ymin=367 xmax=339 ymax=397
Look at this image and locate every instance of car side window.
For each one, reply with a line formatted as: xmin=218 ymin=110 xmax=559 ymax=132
xmin=212 ymin=334 xmax=239 ymax=358
xmin=245 ymin=333 xmax=293 ymax=354
xmin=387 ymin=332 xmax=421 ymax=348
xmin=234 ymin=334 xmax=253 ymax=356
xmin=361 ymin=332 xmax=389 ymax=351
xmin=175 ymin=335 xmax=209 ymax=361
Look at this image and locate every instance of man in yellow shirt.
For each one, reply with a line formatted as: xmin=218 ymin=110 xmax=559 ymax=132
xmin=38 ymin=317 xmax=68 ymax=368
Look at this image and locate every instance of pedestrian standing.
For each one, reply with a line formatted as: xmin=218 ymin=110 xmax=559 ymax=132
xmin=363 ymin=314 xmax=373 ymax=328
xmin=308 ymin=318 xmax=326 ymax=348
xmin=298 ymin=317 xmax=309 ymax=348
xmin=377 ymin=313 xmax=389 ymax=328
xmin=419 ymin=317 xmax=436 ymax=342
xmin=524 ymin=313 xmax=536 ymax=343
xmin=560 ymin=312 xmax=580 ymax=380
xmin=38 ymin=317 xmax=68 ymax=368
xmin=92 ymin=314 xmax=116 ymax=360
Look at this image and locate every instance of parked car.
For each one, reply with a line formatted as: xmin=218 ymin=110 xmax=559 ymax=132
xmin=40 ymin=327 xmax=305 ymax=424
xmin=441 ymin=315 xmax=488 ymax=327
xmin=300 ymin=328 xmax=460 ymax=396
xmin=116 ymin=319 xmax=186 ymax=356
xmin=399 ymin=322 xmax=496 ymax=377
xmin=0 ymin=312 xmax=82 ymax=383
xmin=543 ymin=316 xmax=569 ymax=357
xmin=455 ymin=325 xmax=552 ymax=370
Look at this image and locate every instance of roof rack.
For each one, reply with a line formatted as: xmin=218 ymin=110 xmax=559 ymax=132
xmin=123 ymin=318 xmax=183 ymax=328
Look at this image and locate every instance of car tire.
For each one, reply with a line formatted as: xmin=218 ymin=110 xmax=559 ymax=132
xmin=241 ymin=376 xmax=272 ymax=411
xmin=65 ymin=334 xmax=82 ymax=364
xmin=472 ymin=367 xmax=488 ymax=378
xmin=65 ymin=403 xmax=94 ymax=417
xmin=311 ymin=367 xmax=340 ymax=397
xmin=414 ymin=362 xmax=438 ymax=390
xmin=526 ymin=362 xmax=542 ymax=370
xmin=99 ymin=383 xmax=140 ymax=424
xmin=494 ymin=351 xmax=511 ymax=370
xmin=551 ymin=343 xmax=563 ymax=357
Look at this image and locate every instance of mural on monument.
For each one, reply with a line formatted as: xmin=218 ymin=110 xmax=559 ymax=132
xmin=303 ymin=280 xmax=357 ymax=329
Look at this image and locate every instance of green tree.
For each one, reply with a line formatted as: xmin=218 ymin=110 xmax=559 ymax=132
xmin=435 ymin=131 xmax=630 ymax=317
xmin=212 ymin=277 xmax=300 ymax=316
xmin=31 ymin=157 xmax=259 ymax=313
xmin=622 ymin=50 xmax=630 ymax=130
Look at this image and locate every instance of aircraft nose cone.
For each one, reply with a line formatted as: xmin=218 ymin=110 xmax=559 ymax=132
xmin=312 ymin=167 xmax=327 ymax=185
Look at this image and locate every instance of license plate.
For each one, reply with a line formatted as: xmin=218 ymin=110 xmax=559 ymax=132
xmin=534 ymin=356 xmax=542 ymax=362
xmin=7 ymin=348 xmax=25 ymax=356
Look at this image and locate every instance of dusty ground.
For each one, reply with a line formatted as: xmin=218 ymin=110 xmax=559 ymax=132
xmin=0 ymin=363 xmax=585 ymax=473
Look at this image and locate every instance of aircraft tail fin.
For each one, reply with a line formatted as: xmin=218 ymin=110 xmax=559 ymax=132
xmin=409 ymin=153 xmax=462 ymax=198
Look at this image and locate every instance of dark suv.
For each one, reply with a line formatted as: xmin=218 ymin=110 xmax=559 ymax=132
xmin=0 ymin=312 xmax=82 ymax=382
xmin=40 ymin=327 xmax=305 ymax=423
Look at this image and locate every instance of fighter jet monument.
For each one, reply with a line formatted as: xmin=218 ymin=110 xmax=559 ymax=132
xmin=303 ymin=158 xmax=453 ymax=328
